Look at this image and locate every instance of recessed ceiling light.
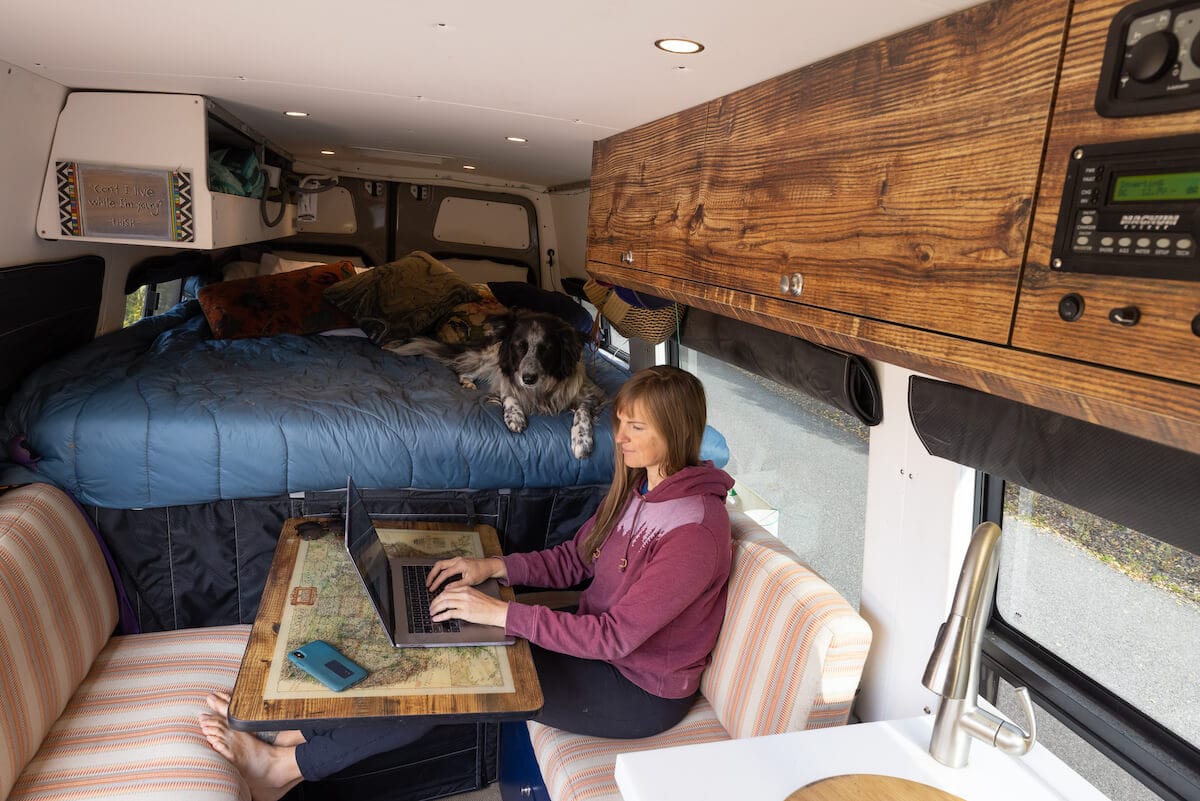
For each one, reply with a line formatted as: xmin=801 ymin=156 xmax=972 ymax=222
xmin=284 ymin=110 xmax=309 ymax=117
xmin=320 ymin=149 xmax=336 ymax=155
xmin=655 ymin=38 xmax=704 ymax=54
xmin=505 ymin=136 xmax=528 ymax=143
xmin=463 ymin=165 xmax=477 ymax=170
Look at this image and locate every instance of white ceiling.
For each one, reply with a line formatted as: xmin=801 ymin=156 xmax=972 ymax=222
xmin=1 ymin=0 xmax=982 ymax=188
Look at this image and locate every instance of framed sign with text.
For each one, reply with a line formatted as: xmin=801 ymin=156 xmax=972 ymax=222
xmin=56 ymin=161 xmax=194 ymax=242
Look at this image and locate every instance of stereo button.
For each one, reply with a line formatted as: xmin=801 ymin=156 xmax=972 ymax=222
xmin=1137 ymin=237 xmax=1152 ymax=247
xmin=1080 ymin=213 xmax=1096 ymax=226
xmin=1179 ymin=238 xmax=1193 ymax=249
xmin=1156 ymin=237 xmax=1172 ymax=248
xmin=1100 ymin=236 xmax=1115 ymax=246
xmin=1118 ymin=236 xmax=1133 ymax=247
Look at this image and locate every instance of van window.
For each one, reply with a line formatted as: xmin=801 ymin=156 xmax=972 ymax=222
xmin=992 ymin=482 xmax=1199 ymax=798
xmin=123 ymin=278 xmax=182 ymax=327
xmin=433 ymin=197 xmax=530 ymax=249
xmin=679 ymin=347 xmax=868 ymax=607
xmin=996 ymin=484 xmax=1198 ymax=746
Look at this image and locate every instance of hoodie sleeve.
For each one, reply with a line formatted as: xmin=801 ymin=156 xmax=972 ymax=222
xmin=501 ymin=516 xmax=597 ymax=589
xmin=504 ymin=521 xmax=723 ymax=660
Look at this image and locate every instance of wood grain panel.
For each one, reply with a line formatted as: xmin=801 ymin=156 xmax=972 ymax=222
xmin=586 ymin=103 xmax=708 ymax=276
xmin=591 ymin=261 xmax=1200 ymax=455
xmin=680 ymin=0 xmax=1068 ymax=344
xmin=229 ymin=519 xmax=542 ymax=730
xmin=1017 ymin=0 xmax=1200 ymax=384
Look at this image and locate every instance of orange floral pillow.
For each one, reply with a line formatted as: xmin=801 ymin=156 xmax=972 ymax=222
xmin=434 ymin=284 xmax=510 ymax=345
xmin=198 ymin=260 xmax=357 ymax=339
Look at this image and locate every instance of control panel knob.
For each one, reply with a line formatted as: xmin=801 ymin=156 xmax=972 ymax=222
xmin=1058 ymin=293 xmax=1085 ymax=322
xmin=1127 ymin=30 xmax=1178 ymax=83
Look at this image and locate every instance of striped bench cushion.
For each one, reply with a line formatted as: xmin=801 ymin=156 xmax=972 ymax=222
xmin=702 ymin=514 xmax=873 ymax=738
xmin=9 ymin=624 xmax=252 ymax=801
xmin=526 ymin=511 xmax=872 ymax=801
xmin=1 ymin=483 xmax=119 ymax=798
xmin=528 ymin=696 xmax=729 ymax=801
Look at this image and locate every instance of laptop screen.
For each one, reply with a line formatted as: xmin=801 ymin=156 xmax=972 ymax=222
xmin=344 ymin=477 xmax=395 ymax=641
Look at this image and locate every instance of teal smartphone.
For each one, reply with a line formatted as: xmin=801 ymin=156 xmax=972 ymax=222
xmin=287 ymin=640 xmax=368 ymax=692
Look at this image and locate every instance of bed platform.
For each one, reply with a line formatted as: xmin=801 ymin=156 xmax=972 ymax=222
xmin=1 ymin=263 xmax=628 ymax=631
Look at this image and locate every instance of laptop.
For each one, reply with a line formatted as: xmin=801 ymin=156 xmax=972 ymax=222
xmin=343 ymin=477 xmax=515 ymax=647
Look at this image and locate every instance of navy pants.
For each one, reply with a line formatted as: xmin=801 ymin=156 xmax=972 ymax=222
xmin=294 ymin=644 xmax=696 ymax=781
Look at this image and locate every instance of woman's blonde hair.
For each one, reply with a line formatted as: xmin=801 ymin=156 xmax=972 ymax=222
xmin=579 ymin=365 xmax=707 ymax=562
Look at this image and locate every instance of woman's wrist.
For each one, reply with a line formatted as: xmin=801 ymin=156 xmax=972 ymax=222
xmin=489 ymin=556 xmax=507 ymax=580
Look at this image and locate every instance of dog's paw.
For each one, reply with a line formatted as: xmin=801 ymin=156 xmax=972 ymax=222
xmin=503 ymin=402 xmax=528 ymax=433
xmin=571 ymin=415 xmax=594 ymax=459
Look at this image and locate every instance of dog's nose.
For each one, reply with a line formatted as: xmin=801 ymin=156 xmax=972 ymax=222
xmin=521 ymin=373 xmax=538 ymax=386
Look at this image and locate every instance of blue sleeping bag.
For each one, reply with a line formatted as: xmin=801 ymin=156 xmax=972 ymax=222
xmin=1 ymin=302 xmax=630 ymax=508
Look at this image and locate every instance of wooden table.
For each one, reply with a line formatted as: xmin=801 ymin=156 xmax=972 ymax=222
xmin=228 ymin=518 xmax=543 ymax=731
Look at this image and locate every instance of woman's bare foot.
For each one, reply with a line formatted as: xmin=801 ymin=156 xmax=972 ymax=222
xmin=255 ymin=730 xmax=307 ymax=748
xmin=199 ymin=692 xmax=304 ymax=801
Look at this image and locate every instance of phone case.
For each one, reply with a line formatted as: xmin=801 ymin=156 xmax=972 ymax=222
xmin=287 ymin=640 xmax=368 ymax=692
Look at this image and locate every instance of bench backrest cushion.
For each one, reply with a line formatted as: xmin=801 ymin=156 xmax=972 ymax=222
xmin=700 ymin=512 xmax=872 ymax=739
xmin=0 ymin=483 xmax=118 ymax=799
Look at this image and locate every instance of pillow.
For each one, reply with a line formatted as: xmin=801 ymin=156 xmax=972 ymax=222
xmin=434 ymin=284 xmax=510 ymax=345
xmin=221 ymin=260 xmax=263 ymax=281
xmin=440 ymin=257 xmax=529 ymax=284
xmin=259 ymin=253 xmax=326 ymax=276
xmin=198 ymin=260 xmax=358 ymax=339
xmin=269 ymin=249 xmax=367 ymax=269
xmin=488 ymin=281 xmax=593 ymax=334
xmin=323 ymin=251 xmax=479 ymax=347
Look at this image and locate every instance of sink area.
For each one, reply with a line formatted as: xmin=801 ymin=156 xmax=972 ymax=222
xmin=613 ymin=714 xmax=1110 ymax=801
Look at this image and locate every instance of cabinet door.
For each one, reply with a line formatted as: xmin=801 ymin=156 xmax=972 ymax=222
xmin=586 ymin=104 xmax=708 ymax=277
xmin=679 ymin=0 xmax=1067 ymax=344
xmin=1015 ymin=0 xmax=1200 ymax=386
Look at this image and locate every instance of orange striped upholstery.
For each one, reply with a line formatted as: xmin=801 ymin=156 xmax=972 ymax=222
xmin=526 ymin=510 xmax=872 ymax=801
xmin=10 ymin=625 xmax=252 ymax=801
xmin=1 ymin=484 xmax=252 ymax=801
xmin=1 ymin=483 xmax=119 ymax=798
xmin=703 ymin=515 xmax=873 ymax=737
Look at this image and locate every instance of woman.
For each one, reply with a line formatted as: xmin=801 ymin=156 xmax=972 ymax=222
xmin=199 ymin=365 xmax=734 ymax=801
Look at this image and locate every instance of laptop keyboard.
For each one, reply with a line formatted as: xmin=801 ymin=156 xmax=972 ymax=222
xmin=401 ymin=564 xmax=462 ymax=634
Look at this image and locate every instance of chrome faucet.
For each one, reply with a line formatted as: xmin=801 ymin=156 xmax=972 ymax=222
xmin=922 ymin=521 xmax=1036 ymax=768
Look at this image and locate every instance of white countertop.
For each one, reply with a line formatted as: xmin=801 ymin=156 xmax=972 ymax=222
xmin=614 ymin=715 xmax=1111 ymax=801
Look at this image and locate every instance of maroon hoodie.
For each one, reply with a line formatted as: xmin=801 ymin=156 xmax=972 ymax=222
xmin=502 ymin=463 xmax=735 ymax=698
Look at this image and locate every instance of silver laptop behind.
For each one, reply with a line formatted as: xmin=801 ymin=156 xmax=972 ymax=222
xmin=344 ymin=476 xmax=514 ymax=648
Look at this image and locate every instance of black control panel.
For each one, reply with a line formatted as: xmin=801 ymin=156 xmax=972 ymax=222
xmin=1096 ymin=0 xmax=1200 ymax=116
xmin=1052 ymin=134 xmax=1200 ymax=281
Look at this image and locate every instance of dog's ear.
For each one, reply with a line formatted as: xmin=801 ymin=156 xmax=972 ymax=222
xmin=556 ymin=320 xmax=585 ymax=374
xmin=483 ymin=312 xmax=515 ymax=343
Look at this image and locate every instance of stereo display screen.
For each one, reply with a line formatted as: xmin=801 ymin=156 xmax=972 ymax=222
xmin=1111 ymin=171 xmax=1200 ymax=202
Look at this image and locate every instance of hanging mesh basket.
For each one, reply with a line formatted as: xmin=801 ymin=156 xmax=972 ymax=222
xmin=583 ymin=279 xmax=685 ymax=345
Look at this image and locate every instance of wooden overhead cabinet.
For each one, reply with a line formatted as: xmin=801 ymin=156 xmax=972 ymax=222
xmin=588 ymin=0 xmax=1070 ymax=344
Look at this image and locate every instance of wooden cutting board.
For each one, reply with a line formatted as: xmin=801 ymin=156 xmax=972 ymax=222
xmin=785 ymin=774 xmax=967 ymax=801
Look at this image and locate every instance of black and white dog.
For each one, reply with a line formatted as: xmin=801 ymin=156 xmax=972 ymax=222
xmin=387 ymin=311 xmax=604 ymax=459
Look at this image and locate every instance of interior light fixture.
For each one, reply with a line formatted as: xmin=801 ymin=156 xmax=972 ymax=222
xmin=320 ymin=149 xmax=336 ymax=155
xmin=284 ymin=110 xmax=309 ymax=117
xmin=505 ymin=136 xmax=528 ymax=143
xmin=463 ymin=165 xmax=477 ymax=170
xmin=655 ymin=38 xmax=704 ymax=54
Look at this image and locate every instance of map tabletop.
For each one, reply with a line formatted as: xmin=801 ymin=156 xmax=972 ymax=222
xmin=229 ymin=518 xmax=543 ymax=730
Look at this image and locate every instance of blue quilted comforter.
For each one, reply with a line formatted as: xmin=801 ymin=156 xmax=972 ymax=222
xmin=1 ymin=302 xmax=628 ymax=508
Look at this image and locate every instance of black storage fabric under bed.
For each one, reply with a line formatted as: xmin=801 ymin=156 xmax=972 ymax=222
xmin=86 ymin=483 xmax=607 ymax=634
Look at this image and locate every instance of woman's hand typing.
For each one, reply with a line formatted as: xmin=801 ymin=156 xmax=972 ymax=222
xmin=426 ymin=555 xmax=506 ymax=592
